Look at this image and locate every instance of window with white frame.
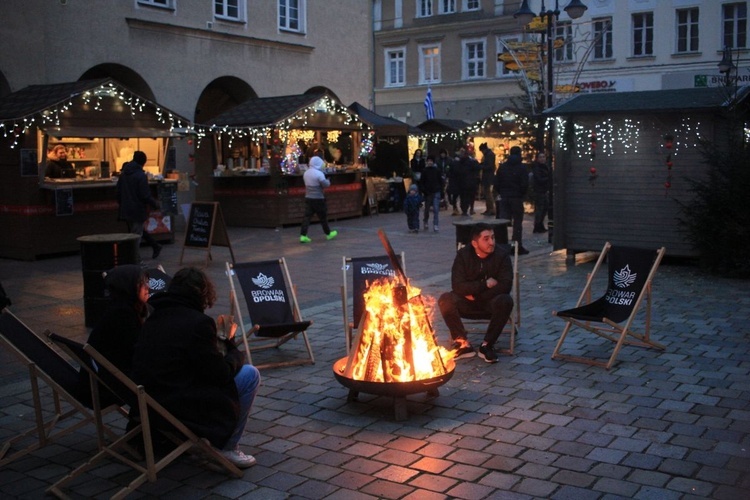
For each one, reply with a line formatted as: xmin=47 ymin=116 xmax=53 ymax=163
xmin=463 ymin=38 xmax=485 ymax=79
xmin=138 ymin=0 xmax=174 ymax=8
xmin=632 ymin=12 xmax=654 ymax=56
xmin=417 ymin=0 xmax=433 ymax=18
xmin=497 ymin=36 xmax=520 ymax=77
xmin=554 ymin=20 xmax=573 ymax=63
xmin=439 ymin=0 xmax=456 ymax=15
xmin=463 ymin=0 xmax=480 ymax=12
xmin=676 ymin=8 xmax=699 ymax=53
xmin=593 ymin=17 xmax=613 ymax=59
xmin=214 ymin=0 xmax=245 ymax=21
xmin=723 ymin=2 xmax=747 ymax=48
xmin=385 ymin=48 xmax=406 ymax=87
xmin=419 ymin=44 xmax=441 ymax=84
xmin=279 ymin=0 xmax=305 ymax=32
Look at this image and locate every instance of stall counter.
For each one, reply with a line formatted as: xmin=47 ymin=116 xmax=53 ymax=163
xmin=213 ymin=171 xmax=364 ymax=227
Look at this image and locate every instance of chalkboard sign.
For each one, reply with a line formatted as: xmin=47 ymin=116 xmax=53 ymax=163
xmin=158 ymin=181 xmax=178 ymax=216
xmin=179 ymin=202 xmax=234 ymax=266
xmin=55 ymin=188 xmax=74 ymax=216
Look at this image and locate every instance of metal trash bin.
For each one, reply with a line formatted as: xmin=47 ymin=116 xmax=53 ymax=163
xmin=77 ymin=233 xmax=140 ymax=327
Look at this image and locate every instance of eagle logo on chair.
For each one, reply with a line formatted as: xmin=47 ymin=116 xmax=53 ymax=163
xmin=251 ymin=273 xmax=275 ymax=289
xmin=613 ymin=265 xmax=637 ymax=288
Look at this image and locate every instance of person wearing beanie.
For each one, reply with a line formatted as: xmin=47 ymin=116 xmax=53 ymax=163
xmin=300 ymin=154 xmax=337 ymax=243
xmin=116 ymin=150 xmax=162 ymax=259
xmin=494 ymin=146 xmax=530 ymax=255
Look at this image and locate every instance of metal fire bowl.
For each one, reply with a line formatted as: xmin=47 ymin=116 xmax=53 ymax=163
xmin=332 ymin=357 xmax=456 ymax=398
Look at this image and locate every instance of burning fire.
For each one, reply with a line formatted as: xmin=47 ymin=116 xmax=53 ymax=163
xmin=343 ymin=278 xmax=454 ymax=383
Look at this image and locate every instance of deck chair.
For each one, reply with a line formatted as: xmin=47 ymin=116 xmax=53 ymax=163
xmin=0 ymin=309 xmax=120 ymax=466
xmin=45 ymin=334 xmax=242 ymax=500
xmin=341 ymin=253 xmax=405 ymax=354
xmin=551 ymin=242 xmax=666 ymax=370
xmin=227 ymin=258 xmax=314 ymax=369
xmin=145 ymin=265 xmax=171 ymax=297
xmin=461 ymin=241 xmax=520 ymax=355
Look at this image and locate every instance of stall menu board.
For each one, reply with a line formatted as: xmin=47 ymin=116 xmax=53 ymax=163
xmin=158 ymin=182 xmax=178 ymax=216
xmin=179 ymin=202 xmax=235 ymax=266
xmin=55 ymin=188 xmax=73 ymax=216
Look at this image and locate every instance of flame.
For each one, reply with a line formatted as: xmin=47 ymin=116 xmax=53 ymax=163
xmin=345 ymin=278 xmax=454 ymax=383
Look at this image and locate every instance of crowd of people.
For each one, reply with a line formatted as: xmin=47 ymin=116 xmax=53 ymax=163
xmin=403 ymin=142 xmax=549 ymax=256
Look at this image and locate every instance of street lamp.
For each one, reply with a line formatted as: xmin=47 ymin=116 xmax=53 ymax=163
xmin=514 ymin=0 xmax=588 ymax=243
xmin=718 ymin=46 xmax=737 ymax=86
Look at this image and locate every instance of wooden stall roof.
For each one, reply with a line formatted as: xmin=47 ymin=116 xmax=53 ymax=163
xmin=416 ymin=118 xmax=471 ymax=134
xmin=545 ymin=86 xmax=750 ymax=116
xmin=0 ymin=78 xmax=192 ymax=138
xmin=207 ymin=91 xmax=364 ymax=131
xmin=348 ymin=102 xmax=423 ymax=136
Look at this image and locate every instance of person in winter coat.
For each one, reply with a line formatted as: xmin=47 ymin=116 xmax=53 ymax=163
xmin=435 ymin=148 xmax=451 ymax=210
xmin=131 ymin=267 xmax=261 ymax=468
xmin=531 ymin=151 xmax=551 ymax=233
xmin=446 ymin=149 xmax=463 ymax=215
xmin=44 ymin=144 xmax=76 ymax=178
xmin=76 ymin=264 xmax=150 ymax=408
xmin=300 ymin=155 xmax=337 ymax=243
xmin=458 ymin=149 xmax=481 ymax=216
xmin=438 ymin=223 xmax=513 ymax=364
xmin=404 ymin=183 xmax=422 ymax=233
xmin=410 ymin=149 xmax=426 ymax=182
xmin=494 ymin=146 xmax=529 ymax=254
xmin=478 ymin=143 xmax=496 ymax=216
xmin=116 ymin=151 xmax=162 ymax=259
xmin=419 ymin=155 xmax=445 ymax=232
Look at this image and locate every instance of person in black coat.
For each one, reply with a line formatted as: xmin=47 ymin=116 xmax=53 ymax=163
xmin=531 ymin=151 xmax=551 ymax=233
xmin=494 ymin=146 xmax=529 ymax=254
xmin=419 ymin=155 xmax=444 ymax=232
xmin=44 ymin=145 xmax=76 ymax=178
xmin=76 ymin=264 xmax=149 ymax=408
xmin=478 ymin=143 xmax=496 ymax=216
xmin=116 ymin=151 xmax=162 ymax=260
xmin=410 ymin=149 xmax=426 ymax=182
xmin=438 ymin=223 xmax=513 ymax=364
xmin=132 ymin=267 xmax=261 ymax=468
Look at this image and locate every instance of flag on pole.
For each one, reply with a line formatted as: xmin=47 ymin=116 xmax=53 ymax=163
xmin=424 ymin=86 xmax=435 ymax=120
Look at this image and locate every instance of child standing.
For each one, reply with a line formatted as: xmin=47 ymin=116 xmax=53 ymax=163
xmin=404 ymin=184 xmax=422 ymax=233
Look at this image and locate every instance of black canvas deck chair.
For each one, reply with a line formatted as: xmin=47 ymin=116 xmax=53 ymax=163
xmin=0 ymin=309 xmax=119 ymax=466
xmin=227 ymin=258 xmax=314 ymax=369
xmin=341 ymin=253 xmax=405 ymax=354
xmin=461 ymin=241 xmax=520 ymax=355
xmin=45 ymin=334 xmax=242 ymax=499
xmin=551 ymin=241 xmax=667 ymax=369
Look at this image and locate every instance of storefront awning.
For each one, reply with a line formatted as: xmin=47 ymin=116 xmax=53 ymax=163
xmin=545 ymin=86 xmax=750 ymax=116
xmin=0 ymin=78 xmax=193 ymax=144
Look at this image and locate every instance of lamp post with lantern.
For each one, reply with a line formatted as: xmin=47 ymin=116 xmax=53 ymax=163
xmin=513 ymin=0 xmax=588 ymax=243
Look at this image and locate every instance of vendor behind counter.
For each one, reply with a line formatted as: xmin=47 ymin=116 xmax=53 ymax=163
xmin=45 ymin=144 xmax=77 ymax=179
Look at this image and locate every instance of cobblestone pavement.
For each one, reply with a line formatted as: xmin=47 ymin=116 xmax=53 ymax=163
xmin=0 ymin=205 xmax=748 ymax=499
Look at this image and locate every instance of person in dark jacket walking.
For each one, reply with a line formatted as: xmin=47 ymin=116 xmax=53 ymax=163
xmin=446 ymin=149 xmax=463 ymax=215
xmin=132 ymin=267 xmax=261 ymax=468
xmin=438 ymin=223 xmax=513 ymax=363
xmin=478 ymin=143 xmax=496 ymax=216
xmin=116 ymin=151 xmax=162 ymax=259
xmin=457 ymin=148 xmax=481 ymax=216
xmin=531 ymin=151 xmax=551 ymax=233
xmin=494 ymin=146 xmax=529 ymax=254
xmin=419 ymin=155 xmax=444 ymax=232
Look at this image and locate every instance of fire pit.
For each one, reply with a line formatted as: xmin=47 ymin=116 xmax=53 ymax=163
xmin=333 ymin=246 xmax=456 ymax=421
xmin=333 ymin=357 xmax=455 ymax=421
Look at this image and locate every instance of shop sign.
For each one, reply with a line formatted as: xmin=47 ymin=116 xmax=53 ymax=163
xmin=575 ymin=78 xmax=634 ymax=93
xmin=694 ymin=73 xmax=750 ymax=87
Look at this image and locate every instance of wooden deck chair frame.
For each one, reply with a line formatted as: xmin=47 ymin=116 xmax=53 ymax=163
xmin=0 ymin=309 xmax=121 ymax=467
xmin=551 ymin=241 xmax=667 ymax=370
xmin=461 ymin=241 xmax=520 ymax=355
xmin=227 ymin=258 xmax=314 ymax=369
xmin=340 ymin=252 xmax=405 ymax=354
xmin=45 ymin=338 xmax=242 ymax=500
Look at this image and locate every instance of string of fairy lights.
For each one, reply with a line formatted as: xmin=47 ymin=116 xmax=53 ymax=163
xmin=0 ymin=82 xmax=192 ymax=149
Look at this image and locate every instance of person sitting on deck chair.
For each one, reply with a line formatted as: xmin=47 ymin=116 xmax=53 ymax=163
xmin=438 ymin=223 xmax=513 ymax=364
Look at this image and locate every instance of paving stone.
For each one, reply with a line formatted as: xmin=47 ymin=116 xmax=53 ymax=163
xmin=515 ymin=477 xmax=560 ymax=497
xmin=593 ymin=477 xmax=641 ymax=497
xmin=407 ymin=472 xmax=459 ymax=492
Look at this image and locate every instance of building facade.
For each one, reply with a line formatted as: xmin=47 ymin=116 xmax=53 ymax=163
xmin=372 ymin=0 xmax=747 ymax=126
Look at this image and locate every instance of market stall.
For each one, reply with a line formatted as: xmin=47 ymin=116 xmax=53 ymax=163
xmin=0 ymin=79 xmax=189 ymax=260
xmin=205 ymin=92 xmax=369 ymax=227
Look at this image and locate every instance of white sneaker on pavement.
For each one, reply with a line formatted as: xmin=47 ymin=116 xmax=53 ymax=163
xmin=220 ymin=447 xmax=257 ymax=468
